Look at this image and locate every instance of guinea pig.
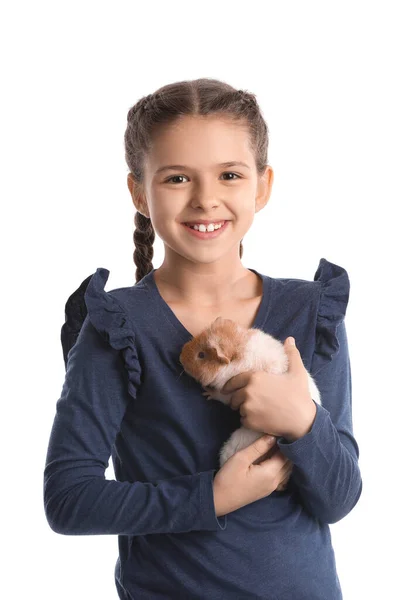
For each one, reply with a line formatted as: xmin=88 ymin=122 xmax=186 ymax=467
xmin=179 ymin=316 xmax=321 ymax=491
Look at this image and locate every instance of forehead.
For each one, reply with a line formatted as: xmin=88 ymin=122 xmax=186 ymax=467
xmin=146 ymin=115 xmax=254 ymax=174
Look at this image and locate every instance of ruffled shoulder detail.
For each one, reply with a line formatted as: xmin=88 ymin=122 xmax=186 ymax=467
xmin=311 ymin=258 xmax=350 ymax=376
xmin=83 ymin=268 xmax=142 ymax=399
xmin=83 ymin=268 xmax=133 ymax=349
xmin=61 ymin=268 xmax=141 ymax=399
xmin=61 ymin=273 xmax=93 ymax=368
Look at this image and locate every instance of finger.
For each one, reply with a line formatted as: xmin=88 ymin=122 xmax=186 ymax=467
xmin=279 ymin=462 xmax=293 ymax=483
xmin=280 ymin=460 xmax=293 ymax=474
xmin=230 ymin=389 xmax=245 ymax=411
xmin=252 ymin=441 xmax=279 ymax=464
xmin=277 ymin=463 xmax=293 ymax=488
xmin=284 ymin=338 xmax=304 ymax=374
xmin=222 ymin=371 xmax=253 ymax=394
xmin=269 ymin=451 xmax=290 ymax=472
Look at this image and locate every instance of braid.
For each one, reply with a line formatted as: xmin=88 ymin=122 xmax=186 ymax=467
xmin=133 ymin=211 xmax=155 ymax=283
xmin=236 ymin=89 xmax=257 ymax=112
xmin=142 ymin=92 xmax=162 ymax=113
xmin=141 ymin=94 xmax=153 ymax=112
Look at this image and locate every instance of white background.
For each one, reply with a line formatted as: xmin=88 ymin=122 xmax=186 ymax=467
xmin=2 ymin=1 xmax=398 ymax=598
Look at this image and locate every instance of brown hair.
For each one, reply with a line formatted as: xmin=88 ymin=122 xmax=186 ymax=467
xmin=124 ymin=78 xmax=270 ymax=283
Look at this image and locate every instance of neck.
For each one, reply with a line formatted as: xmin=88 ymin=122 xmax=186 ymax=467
xmin=154 ymin=255 xmax=253 ymax=307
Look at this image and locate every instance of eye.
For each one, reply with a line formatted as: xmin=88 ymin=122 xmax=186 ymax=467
xmin=164 ymin=172 xmax=242 ymax=184
xmin=165 ymin=175 xmax=188 ymax=184
xmin=198 ymin=351 xmax=205 ymax=359
xmin=221 ymin=172 xmax=241 ymax=181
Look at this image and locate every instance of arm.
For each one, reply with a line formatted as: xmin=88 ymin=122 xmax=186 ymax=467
xmin=277 ymin=320 xmax=362 ymax=524
xmin=43 ymin=315 xmax=227 ymax=535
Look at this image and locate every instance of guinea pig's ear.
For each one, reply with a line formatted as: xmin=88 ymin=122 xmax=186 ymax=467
xmin=214 ymin=316 xmax=238 ymax=328
xmin=216 ymin=349 xmax=230 ymax=364
xmin=211 ymin=316 xmax=224 ymax=328
xmin=210 ymin=346 xmax=230 ymax=364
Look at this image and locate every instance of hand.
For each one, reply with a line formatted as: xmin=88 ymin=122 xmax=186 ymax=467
xmin=220 ymin=337 xmax=317 ymax=440
xmin=213 ymin=434 xmax=293 ymax=516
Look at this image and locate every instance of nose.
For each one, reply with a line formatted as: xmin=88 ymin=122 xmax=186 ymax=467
xmin=190 ymin=181 xmax=221 ymax=211
xmin=191 ymin=198 xmax=220 ymax=212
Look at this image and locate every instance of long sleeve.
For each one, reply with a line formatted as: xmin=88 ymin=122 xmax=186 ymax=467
xmin=43 ymin=269 xmax=227 ymax=536
xmin=276 ymin=260 xmax=362 ymax=525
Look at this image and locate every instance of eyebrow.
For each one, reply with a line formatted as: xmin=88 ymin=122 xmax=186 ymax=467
xmin=154 ymin=161 xmax=251 ymax=175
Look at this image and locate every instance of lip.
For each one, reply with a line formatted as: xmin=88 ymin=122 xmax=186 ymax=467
xmin=181 ymin=220 xmax=229 ymax=239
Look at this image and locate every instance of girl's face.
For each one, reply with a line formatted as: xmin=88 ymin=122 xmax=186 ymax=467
xmin=130 ymin=115 xmax=273 ymax=265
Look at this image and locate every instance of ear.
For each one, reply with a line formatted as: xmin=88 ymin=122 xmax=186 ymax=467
xmin=216 ymin=349 xmax=230 ymax=364
xmin=211 ymin=316 xmax=224 ymax=328
xmin=210 ymin=346 xmax=230 ymax=364
xmin=211 ymin=316 xmax=237 ymax=328
xmin=127 ymin=173 xmax=150 ymax=218
xmin=255 ymin=165 xmax=274 ymax=213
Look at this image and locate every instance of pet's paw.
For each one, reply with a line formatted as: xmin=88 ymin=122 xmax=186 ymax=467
xmin=202 ymin=389 xmax=214 ymax=401
xmin=203 ymin=387 xmax=232 ymax=405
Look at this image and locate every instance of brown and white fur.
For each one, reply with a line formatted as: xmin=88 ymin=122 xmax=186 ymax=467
xmin=179 ymin=316 xmax=321 ymax=491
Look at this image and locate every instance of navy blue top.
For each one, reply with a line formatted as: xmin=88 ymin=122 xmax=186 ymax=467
xmin=43 ymin=257 xmax=362 ymax=600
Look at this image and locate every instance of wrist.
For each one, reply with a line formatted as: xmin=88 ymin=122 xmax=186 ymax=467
xmin=286 ymin=400 xmax=317 ymax=442
xmin=213 ymin=476 xmax=227 ymax=517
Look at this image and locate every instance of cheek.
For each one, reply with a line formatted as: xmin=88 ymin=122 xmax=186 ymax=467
xmin=232 ymin=208 xmax=255 ymax=238
xmin=149 ymin=211 xmax=180 ymax=243
xmin=148 ymin=196 xmax=185 ymax=229
xmin=243 ymin=211 xmax=256 ymax=230
xmin=151 ymin=219 xmax=170 ymax=241
xmin=230 ymin=193 xmax=257 ymax=221
xmin=147 ymin=188 xmax=179 ymax=221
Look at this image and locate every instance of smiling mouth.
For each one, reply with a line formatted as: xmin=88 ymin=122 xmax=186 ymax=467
xmin=185 ymin=221 xmax=226 ymax=230
xmin=181 ymin=220 xmax=230 ymax=238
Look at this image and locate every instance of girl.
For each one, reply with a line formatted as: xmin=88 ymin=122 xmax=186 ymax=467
xmin=44 ymin=78 xmax=362 ymax=599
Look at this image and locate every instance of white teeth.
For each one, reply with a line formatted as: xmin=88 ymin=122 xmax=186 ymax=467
xmin=188 ymin=222 xmax=224 ymax=232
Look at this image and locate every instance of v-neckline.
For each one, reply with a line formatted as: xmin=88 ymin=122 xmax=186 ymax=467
xmin=143 ymin=267 xmax=272 ymax=343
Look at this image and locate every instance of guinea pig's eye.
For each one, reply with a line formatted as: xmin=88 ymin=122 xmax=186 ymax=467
xmin=198 ymin=351 xmax=205 ymax=359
